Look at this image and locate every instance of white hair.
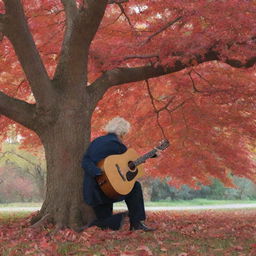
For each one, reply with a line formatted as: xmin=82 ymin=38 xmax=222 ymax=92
xmin=104 ymin=117 xmax=131 ymax=136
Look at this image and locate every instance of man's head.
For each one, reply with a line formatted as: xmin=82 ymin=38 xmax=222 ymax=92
xmin=104 ymin=117 xmax=131 ymax=138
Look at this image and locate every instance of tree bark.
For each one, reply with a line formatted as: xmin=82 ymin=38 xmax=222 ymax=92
xmin=31 ymin=91 xmax=96 ymax=229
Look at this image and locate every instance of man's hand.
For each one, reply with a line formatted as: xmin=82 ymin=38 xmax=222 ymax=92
xmin=154 ymin=147 xmax=162 ymax=157
xmin=151 ymin=148 xmax=161 ymax=158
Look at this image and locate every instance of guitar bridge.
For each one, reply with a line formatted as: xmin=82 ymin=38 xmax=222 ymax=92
xmin=115 ymin=164 xmax=126 ymax=181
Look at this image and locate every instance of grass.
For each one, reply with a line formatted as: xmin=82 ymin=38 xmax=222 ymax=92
xmin=116 ymin=198 xmax=256 ymax=207
xmin=1 ymin=199 xmax=256 ymax=209
xmin=0 ymin=202 xmax=42 ymax=207
xmin=0 ymin=211 xmax=30 ymax=219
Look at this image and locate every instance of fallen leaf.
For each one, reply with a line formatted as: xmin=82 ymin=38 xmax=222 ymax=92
xmin=137 ymin=245 xmax=153 ymax=256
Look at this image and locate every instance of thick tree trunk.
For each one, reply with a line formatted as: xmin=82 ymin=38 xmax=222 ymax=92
xmin=34 ymin=165 xmax=46 ymax=200
xmin=31 ymin=96 xmax=96 ymax=230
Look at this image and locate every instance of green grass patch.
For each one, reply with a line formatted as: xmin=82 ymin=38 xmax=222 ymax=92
xmin=1 ymin=199 xmax=256 ymax=210
xmin=0 ymin=202 xmax=42 ymax=208
xmin=57 ymin=242 xmax=83 ymax=256
xmin=116 ymin=198 xmax=256 ymax=207
xmin=0 ymin=211 xmax=31 ymax=221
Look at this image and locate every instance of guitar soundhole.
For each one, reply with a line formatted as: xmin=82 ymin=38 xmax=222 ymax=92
xmin=128 ymin=161 xmax=136 ymax=170
xmin=127 ymin=161 xmax=138 ymax=181
xmin=126 ymin=169 xmax=138 ymax=181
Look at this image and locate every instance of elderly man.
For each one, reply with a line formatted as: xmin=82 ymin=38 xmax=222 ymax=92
xmin=82 ymin=117 xmax=156 ymax=231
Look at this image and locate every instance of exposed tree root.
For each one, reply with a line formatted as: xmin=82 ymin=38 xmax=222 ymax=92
xmin=29 ymin=202 xmax=96 ymax=233
xmin=51 ymin=223 xmax=65 ymax=235
xmin=31 ymin=213 xmax=51 ymax=229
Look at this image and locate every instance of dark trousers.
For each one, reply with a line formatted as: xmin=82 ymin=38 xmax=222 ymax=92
xmin=93 ymin=182 xmax=146 ymax=229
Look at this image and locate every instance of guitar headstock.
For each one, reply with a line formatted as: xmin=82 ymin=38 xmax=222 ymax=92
xmin=156 ymin=139 xmax=170 ymax=151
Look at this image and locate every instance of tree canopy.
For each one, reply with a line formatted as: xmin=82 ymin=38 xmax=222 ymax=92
xmin=0 ymin=0 xmax=255 ymax=189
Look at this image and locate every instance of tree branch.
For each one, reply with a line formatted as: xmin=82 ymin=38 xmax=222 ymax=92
xmin=89 ymin=61 xmax=187 ymax=99
xmin=0 ymin=151 xmax=38 ymax=169
xmin=168 ymin=101 xmax=186 ymax=113
xmin=191 ymin=69 xmax=215 ymax=88
xmin=108 ymin=0 xmax=129 ymax=4
xmin=142 ymin=16 xmax=182 ymax=45
xmin=61 ymin=0 xmax=78 ymax=18
xmin=145 ymin=80 xmax=172 ymax=138
xmin=0 ymin=151 xmax=40 ymax=180
xmin=54 ymin=0 xmax=108 ymax=88
xmin=146 ymin=79 xmax=175 ymax=113
xmin=124 ymin=54 xmax=159 ymax=61
xmin=80 ymin=0 xmax=108 ymax=47
xmin=188 ymin=71 xmax=202 ymax=93
xmin=117 ymin=2 xmax=133 ymax=28
xmin=0 ymin=91 xmax=36 ymax=130
xmin=2 ymin=0 xmax=53 ymax=107
xmin=90 ymin=45 xmax=256 ymax=100
xmin=0 ymin=14 xmax=4 ymax=41
xmin=226 ymin=56 xmax=256 ymax=68
xmin=54 ymin=0 xmax=78 ymax=81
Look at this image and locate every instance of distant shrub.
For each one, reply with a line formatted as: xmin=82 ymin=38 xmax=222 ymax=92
xmin=0 ymin=164 xmax=42 ymax=203
xmin=150 ymin=176 xmax=256 ymax=201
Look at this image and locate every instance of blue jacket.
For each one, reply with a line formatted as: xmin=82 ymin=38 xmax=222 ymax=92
xmin=82 ymin=133 xmax=127 ymax=206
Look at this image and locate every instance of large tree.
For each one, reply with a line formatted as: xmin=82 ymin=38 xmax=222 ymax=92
xmin=0 ymin=0 xmax=255 ymax=230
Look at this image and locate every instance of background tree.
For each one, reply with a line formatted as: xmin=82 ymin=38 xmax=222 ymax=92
xmin=0 ymin=164 xmax=37 ymax=203
xmin=0 ymin=0 xmax=255 ymax=230
xmin=150 ymin=176 xmax=256 ymax=201
xmin=0 ymin=139 xmax=46 ymax=200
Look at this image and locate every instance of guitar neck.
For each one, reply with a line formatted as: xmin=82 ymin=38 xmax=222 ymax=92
xmin=133 ymin=149 xmax=157 ymax=167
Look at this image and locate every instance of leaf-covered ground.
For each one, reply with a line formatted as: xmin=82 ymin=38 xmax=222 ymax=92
xmin=0 ymin=210 xmax=256 ymax=256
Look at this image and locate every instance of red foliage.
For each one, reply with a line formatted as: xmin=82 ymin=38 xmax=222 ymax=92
xmin=93 ymin=64 xmax=256 ymax=187
xmin=0 ymin=0 xmax=255 ymax=187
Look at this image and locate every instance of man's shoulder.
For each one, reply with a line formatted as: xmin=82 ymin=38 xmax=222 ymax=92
xmin=92 ymin=133 xmax=118 ymax=144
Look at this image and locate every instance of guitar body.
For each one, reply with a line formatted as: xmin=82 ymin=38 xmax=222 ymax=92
xmin=96 ymin=149 xmax=144 ymax=199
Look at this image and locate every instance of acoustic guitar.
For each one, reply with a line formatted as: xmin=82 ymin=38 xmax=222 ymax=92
xmin=96 ymin=139 xmax=170 ymax=199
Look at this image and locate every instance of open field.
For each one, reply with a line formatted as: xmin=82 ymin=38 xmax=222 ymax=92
xmin=118 ymin=199 xmax=256 ymax=207
xmin=1 ymin=199 xmax=256 ymax=208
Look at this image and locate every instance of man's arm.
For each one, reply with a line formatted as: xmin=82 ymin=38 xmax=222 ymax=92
xmin=82 ymin=155 xmax=102 ymax=177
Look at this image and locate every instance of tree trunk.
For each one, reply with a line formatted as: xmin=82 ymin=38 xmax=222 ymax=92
xmin=31 ymin=95 xmax=96 ymax=230
xmin=34 ymin=165 xmax=46 ymax=200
